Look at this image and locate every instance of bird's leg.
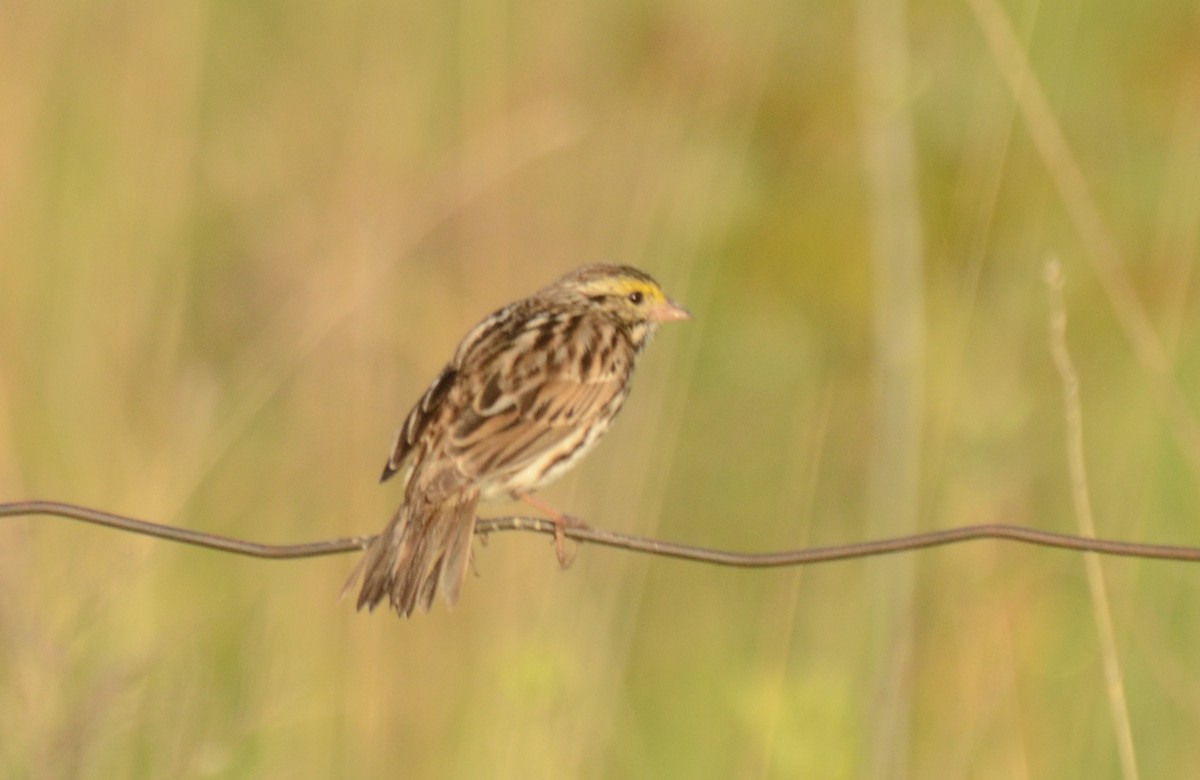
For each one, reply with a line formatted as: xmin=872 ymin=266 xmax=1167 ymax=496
xmin=518 ymin=493 xmax=589 ymax=568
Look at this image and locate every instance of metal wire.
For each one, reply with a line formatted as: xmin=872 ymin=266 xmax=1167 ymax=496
xmin=4 ymin=499 xmax=1200 ymax=566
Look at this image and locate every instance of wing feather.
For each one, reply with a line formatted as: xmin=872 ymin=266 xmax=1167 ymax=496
xmin=394 ymin=304 xmax=634 ymax=500
xmin=449 ymin=373 xmax=625 ymax=485
xmin=379 ymin=365 xmax=457 ymax=482
xmin=444 ymin=316 xmax=631 ymax=489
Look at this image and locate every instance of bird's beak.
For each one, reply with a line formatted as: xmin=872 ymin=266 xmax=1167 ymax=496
xmin=649 ymin=297 xmax=692 ymax=323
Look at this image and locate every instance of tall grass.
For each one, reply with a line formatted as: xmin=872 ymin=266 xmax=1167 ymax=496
xmin=3 ymin=0 xmax=1200 ymax=776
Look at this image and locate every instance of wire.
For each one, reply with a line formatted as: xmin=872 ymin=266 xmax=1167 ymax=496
xmin=4 ymin=499 xmax=1200 ymax=566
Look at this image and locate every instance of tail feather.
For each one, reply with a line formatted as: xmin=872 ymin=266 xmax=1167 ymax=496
xmin=349 ymin=490 xmax=481 ymax=617
xmin=439 ymin=500 xmax=478 ymax=604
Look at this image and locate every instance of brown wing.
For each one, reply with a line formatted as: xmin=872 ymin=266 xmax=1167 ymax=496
xmin=379 ymin=365 xmax=457 ymax=483
xmin=426 ymin=314 xmax=632 ymax=497
xmin=448 ymin=371 xmax=625 ymax=481
xmin=381 ymin=299 xmax=532 ymax=484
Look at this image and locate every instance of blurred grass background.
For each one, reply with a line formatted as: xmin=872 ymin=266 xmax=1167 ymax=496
xmin=2 ymin=0 xmax=1200 ymax=776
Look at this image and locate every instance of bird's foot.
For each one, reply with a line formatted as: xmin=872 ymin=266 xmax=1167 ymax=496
xmin=518 ymin=493 xmax=589 ymax=569
xmin=551 ymin=513 xmax=589 ymax=569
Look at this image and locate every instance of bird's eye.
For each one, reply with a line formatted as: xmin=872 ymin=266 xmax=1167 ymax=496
xmin=628 ymin=291 xmax=644 ymax=304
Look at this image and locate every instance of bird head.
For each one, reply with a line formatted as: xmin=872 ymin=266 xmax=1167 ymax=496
xmin=553 ymin=264 xmax=691 ymax=326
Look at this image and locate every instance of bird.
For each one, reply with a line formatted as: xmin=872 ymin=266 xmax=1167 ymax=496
xmin=347 ymin=264 xmax=691 ymax=617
